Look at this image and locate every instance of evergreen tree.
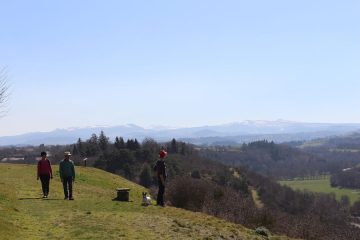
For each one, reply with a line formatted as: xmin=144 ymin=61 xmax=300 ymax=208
xmin=123 ymin=163 xmax=133 ymax=180
xmin=86 ymin=133 xmax=99 ymax=156
xmin=139 ymin=163 xmax=153 ymax=188
xmin=114 ymin=137 xmax=126 ymax=149
xmin=142 ymin=138 xmax=159 ymax=153
xmin=98 ymin=130 xmax=109 ymax=152
xmin=89 ymin=133 xmax=98 ymax=145
xmin=72 ymin=144 xmax=79 ymax=156
xmin=180 ymin=142 xmax=187 ymax=155
xmin=126 ymin=139 xmax=133 ymax=150
xmin=170 ymin=138 xmax=178 ymax=153
xmin=134 ymin=139 xmax=140 ymax=150
xmin=126 ymin=139 xmax=140 ymax=151
xmin=77 ymin=138 xmax=84 ymax=157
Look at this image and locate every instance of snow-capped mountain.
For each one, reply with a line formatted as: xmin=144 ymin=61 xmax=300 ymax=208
xmin=1 ymin=120 xmax=360 ymax=146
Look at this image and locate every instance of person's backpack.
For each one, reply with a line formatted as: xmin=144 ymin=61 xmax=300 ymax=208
xmin=153 ymin=161 xmax=158 ymax=172
xmin=153 ymin=160 xmax=167 ymax=180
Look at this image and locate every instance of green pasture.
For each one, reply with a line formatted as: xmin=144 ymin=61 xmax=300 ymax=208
xmin=280 ymin=177 xmax=360 ymax=205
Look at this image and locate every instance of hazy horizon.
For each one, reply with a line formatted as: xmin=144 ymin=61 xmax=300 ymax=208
xmin=2 ymin=119 xmax=360 ymax=137
xmin=1 ymin=1 xmax=359 ymax=136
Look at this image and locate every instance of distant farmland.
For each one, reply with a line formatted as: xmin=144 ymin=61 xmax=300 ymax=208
xmin=280 ymin=177 xmax=360 ymax=205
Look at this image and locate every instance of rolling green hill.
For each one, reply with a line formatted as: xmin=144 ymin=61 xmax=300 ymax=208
xmin=0 ymin=163 xmax=291 ymax=240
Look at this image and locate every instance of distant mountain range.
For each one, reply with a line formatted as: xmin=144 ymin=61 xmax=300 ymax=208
xmin=1 ymin=120 xmax=360 ymax=146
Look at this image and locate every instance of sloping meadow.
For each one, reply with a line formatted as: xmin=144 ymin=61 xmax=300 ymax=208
xmin=0 ymin=163 xmax=290 ymax=240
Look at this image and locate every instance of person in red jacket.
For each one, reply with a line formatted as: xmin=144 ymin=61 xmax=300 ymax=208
xmin=37 ymin=151 xmax=53 ymax=198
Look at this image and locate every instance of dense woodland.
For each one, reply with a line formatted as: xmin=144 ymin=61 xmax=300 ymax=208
xmin=331 ymin=167 xmax=360 ymax=189
xmin=201 ymin=140 xmax=360 ymax=180
xmin=288 ymin=133 xmax=360 ymax=190
xmin=1 ymin=133 xmax=360 ymax=239
xmin=289 ymin=132 xmax=360 ymax=150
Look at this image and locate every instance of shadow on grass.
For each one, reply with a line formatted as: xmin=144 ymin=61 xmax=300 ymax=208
xmin=18 ymin=197 xmax=64 ymax=200
xmin=18 ymin=197 xmax=42 ymax=200
xmin=112 ymin=198 xmax=133 ymax=202
xmin=43 ymin=198 xmax=64 ymax=201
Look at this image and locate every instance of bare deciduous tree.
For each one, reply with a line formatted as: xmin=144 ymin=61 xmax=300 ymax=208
xmin=0 ymin=67 xmax=10 ymax=117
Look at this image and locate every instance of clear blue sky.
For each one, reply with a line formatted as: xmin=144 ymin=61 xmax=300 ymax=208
xmin=0 ymin=0 xmax=359 ymax=136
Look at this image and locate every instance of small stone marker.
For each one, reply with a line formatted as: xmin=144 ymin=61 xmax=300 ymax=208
xmin=116 ymin=188 xmax=130 ymax=201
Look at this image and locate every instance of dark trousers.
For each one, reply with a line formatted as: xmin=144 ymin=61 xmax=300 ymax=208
xmin=39 ymin=175 xmax=50 ymax=196
xmin=157 ymin=180 xmax=165 ymax=206
xmin=62 ymin=176 xmax=73 ymax=198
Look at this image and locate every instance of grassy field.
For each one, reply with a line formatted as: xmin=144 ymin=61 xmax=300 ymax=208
xmin=0 ymin=163 xmax=292 ymax=240
xmin=280 ymin=177 xmax=360 ymax=205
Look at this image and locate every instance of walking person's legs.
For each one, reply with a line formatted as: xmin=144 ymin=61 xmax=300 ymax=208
xmin=62 ymin=177 xmax=69 ymax=199
xmin=68 ymin=177 xmax=73 ymax=200
xmin=40 ymin=176 xmax=46 ymax=197
xmin=40 ymin=175 xmax=50 ymax=197
xmin=43 ymin=175 xmax=50 ymax=197
xmin=157 ymin=180 xmax=165 ymax=206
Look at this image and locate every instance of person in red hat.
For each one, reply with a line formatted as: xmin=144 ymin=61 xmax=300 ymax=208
xmin=154 ymin=149 xmax=167 ymax=206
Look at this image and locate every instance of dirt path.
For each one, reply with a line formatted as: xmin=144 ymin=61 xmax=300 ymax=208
xmin=230 ymin=168 xmax=264 ymax=209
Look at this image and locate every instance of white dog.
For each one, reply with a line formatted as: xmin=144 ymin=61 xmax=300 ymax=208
xmin=142 ymin=192 xmax=152 ymax=206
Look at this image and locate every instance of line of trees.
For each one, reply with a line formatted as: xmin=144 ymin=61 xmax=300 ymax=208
xmin=201 ymin=140 xmax=360 ymax=180
xmin=331 ymin=167 xmax=360 ymax=189
xmin=68 ymin=132 xmax=194 ymax=186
